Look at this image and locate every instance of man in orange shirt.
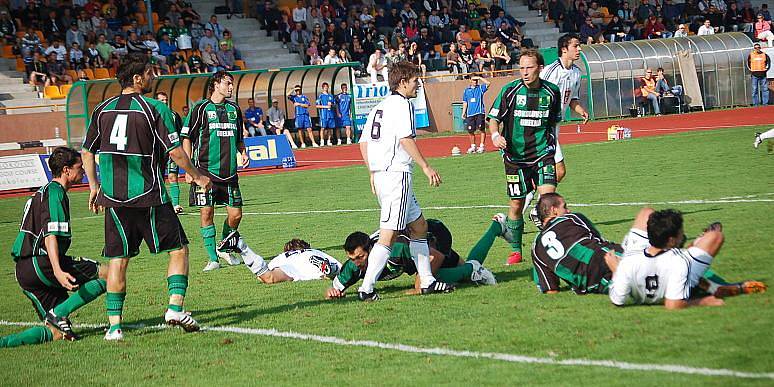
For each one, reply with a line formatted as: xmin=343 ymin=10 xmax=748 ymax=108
xmin=640 ymin=68 xmax=660 ymax=115
xmin=747 ymin=42 xmax=771 ymax=106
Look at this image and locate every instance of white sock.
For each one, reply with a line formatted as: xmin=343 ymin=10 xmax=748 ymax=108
xmin=358 ymin=243 xmax=390 ymax=294
xmin=760 ymin=128 xmax=774 ymax=141
xmin=522 ymin=191 xmax=537 ymax=216
xmin=410 ymin=238 xmax=436 ymax=288
xmin=237 ymin=238 xmax=267 ymax=275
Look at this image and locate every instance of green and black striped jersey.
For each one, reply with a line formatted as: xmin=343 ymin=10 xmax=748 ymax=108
xmin=83 ymin=93 xmax=181 ymax=207
xmin=11 ymin=181 xmax=71 ymax=261
xmin=487 ymin=79 xmax=561 ymax=166
xmin=181 ymin=99 xmax=244 ymax=183
xmin=531 ymin=213 xmax=623 ymax=294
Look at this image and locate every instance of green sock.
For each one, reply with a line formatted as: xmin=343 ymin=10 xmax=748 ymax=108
xmin=167 ymin=274 xmax=187 ymax=312
xmin=53 ymin=279 xmax=106 ymax=317
xmin=505 ymin=217 xmax=525 ymax=253
xmin=200 ymin=225 xmax=218 ymax=262
xmin=169 ymin=182 xmax=180 ymax=207
xmin=466 ymin=221 xmax=502 ymax=264
xmin=0 ymin=326 xmax=53 ymax=348
xmin=106 ymin=292 xmax=126 ymax=319
xmin=221 ymin=219 xmax=236 ymax=240
xmin=436 ymin=262 xmax=475 ymax=283
xmin=702 ymin=268 xmax=730 ymax=285
xmin=108 ymin=324 xmax=121 ymax=334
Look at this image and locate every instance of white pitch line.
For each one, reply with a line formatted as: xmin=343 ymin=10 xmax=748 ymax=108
xmin=0 ymin=320 xmax=771 ymax=380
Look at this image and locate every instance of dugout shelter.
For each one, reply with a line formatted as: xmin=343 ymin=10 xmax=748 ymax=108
xmin=577 ymin=32 xmax=754 ymax=119
xmin=64 ymin=63 xmax=358 ymax=147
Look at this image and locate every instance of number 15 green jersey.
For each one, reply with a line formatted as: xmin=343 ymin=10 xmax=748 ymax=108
xmin=181 ymin=99 xmax=244 ymax=183
xmin=83 ymin=93 xmax=180 ymax=207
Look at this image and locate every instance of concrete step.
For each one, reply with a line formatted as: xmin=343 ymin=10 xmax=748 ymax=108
xmin=524 ymin=27 xmax=560 ymax=36
xmin=0 ymin=70 xmax=24 ymax=79
xmin=0 ymin=90 xmax=39 ymax=99
xmin=0 ymin=78 xmax=27 ymax=86
xmin=0 ymin=98 xmax=63 ymax=115
xmin=232 ymin=38 xmax=283 ymax=48
xmin=239 ymin=47 xmax=291 ymax=56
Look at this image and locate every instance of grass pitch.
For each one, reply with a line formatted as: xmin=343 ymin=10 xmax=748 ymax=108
xmin=0 ymin=127 xmax=772 ymax=385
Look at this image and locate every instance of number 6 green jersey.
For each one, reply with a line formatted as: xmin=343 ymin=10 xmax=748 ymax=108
xmin=487 ymin=79 xmax=562 ymax=166
xmin=82 ymin=93 xmax=180 ymax=207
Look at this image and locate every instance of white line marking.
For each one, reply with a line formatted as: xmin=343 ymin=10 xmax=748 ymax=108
xmin=0 ymin=320 xmax=770 ymax=380
xmin=564 ymin=123 xmax=773 ymax=135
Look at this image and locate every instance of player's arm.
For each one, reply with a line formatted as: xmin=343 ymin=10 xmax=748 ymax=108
xmin=608 ymin=261 xmax=632 ymax=306
xmin=532 ymin=254 xmax=561 ymax=294
xmin=662 ymin=262 xmax=723 ymax=309
xmin=487 ymin=89 xmax=508 ymax=149
xmin=42 ymin=188 xmax=77 ymax=289
xmin=235 ymin=107 xmax=248 ymax=166
xmin=461 ymin=100 xmax=467 ymax=118
xmin=44 ymin=234 xmax=76 ymax=290
xmin=399 ymin=137 xmax=441 ymax=186
xmin=326 ymin=260 xmax=359 ymax=299
xmin=568 ymin=99 xmax=589 ymax=124
xmin=81 ymin=150 xmax=101 ymax=214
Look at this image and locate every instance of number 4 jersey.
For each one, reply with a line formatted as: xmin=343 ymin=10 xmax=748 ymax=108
xmin=359 ymin=93 xmax=416 ymax=173
xmin=83 ymin=93 xmax=180 ymax=207
xmin=531 ymin=213 xmax=622 ymax=294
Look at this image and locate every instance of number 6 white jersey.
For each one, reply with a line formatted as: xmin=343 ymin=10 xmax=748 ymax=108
xmin=540 ymin=59 xmax=582 ymax=115
xmin=359 ymin=93 xmax=416 ymax=173
xmin=609 ymin=248 xmax=697 ymax=306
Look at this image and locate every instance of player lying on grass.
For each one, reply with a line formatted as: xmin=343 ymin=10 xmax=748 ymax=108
xmin=234 ymin=238 xmax=342 ymax=284
xmin=2 ymin=147 xmax=107 ymax=347
xmin=325 ymin=218 xmax=500 ymax=299
xmin=607 ymin=209 xmax=767 ymax=309
xmin=532 ymin=193 xmax=766 ymax=299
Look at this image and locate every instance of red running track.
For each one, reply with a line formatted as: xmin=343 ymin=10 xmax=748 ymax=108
xmin=2 ymin=106 xmax=772 ymax=198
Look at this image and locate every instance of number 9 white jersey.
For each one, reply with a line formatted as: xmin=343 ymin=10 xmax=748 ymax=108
xmin=359 ymin=94 xmax=416 ymax=173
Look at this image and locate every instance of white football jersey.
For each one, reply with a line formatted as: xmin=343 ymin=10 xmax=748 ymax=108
xmin=609 ymin=248 xmax=692 ymax=306
xmin=359 ymin=93 xmax=416 ymax=173
xmin=540 ymin=59 xmax=582 ymax=113
xmin=267 ymin=248 xmax=342 ymax=281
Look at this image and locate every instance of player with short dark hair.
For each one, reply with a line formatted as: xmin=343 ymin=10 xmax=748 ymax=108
xmin=316 ymin=82 xmax=336 ymax=146
xmin=155 ymin=91 xmax=185 ymax=214
xmin=288 ymin=84 xmax=317 ymax=148
xmin=488 ymin=49 xmax=562 ymax=266
xmin=608 ymin=210 xmax=767 ymax=309
xmin=325 ymin=218 xmax=499 ymax=299
xmin=2 ymin=147 xmax=107 ymax=347
xmin=335 ymin=83 xmax=353 ymax=145
xmin=357 ymin=61 xmax=453 ymax=301
xmin=181 ymin=70 xmax=251 ymax=272
xmin=82 ymin=53 xmax=212 ymax=340
xmin=462 ymin=76 xmax=490 ymax=154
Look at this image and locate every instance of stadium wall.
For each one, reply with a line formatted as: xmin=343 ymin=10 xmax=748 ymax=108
xmin=423 ymin=77 xmax=515 ymax=133
xmin=0 ymin=112 xmax=64 ymax=156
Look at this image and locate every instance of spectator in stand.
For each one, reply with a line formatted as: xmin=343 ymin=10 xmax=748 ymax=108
xmin=587 ymin=1 xmax=606 ymax=26
xmin=606 ymin=15 xmax=630 ymax=41
xmin=158 ymin=17 xmax=177 ymax=41
xmin=188 ymin=51 xmax=206 ymax=73
xmin=367 ymin=49 xmax=388 ymax=83
xmin=308 ymin=9 xmax=324 ymax=32
xmin=644 ymin=15 xmax=670 ymax=38
xmin=498 ymin=21 xmax=522 ymax=50
xmin=69 ymin=42 xmax=85 ymax=70
xmin=748 ymin=42 xmax=771 ymax=105
xmin=168 ymin=51 xmax=190 ymax=74
xmin=580 ymin=17 xmax=601 ymax=43
xmin=159 ymin=33 xmax=178 ymax=59
xmin=190 ymin=16 xmax=205 ymax=48
xmin=663 ymin=0 xmax=682 ymax=23
xmin=0 ymin=11 xmax=15 ymax=42
xmin=290 ymin=22 xmax=311 ymax=53
xmin=44 ymin=39 xmax=67 ymax=64
xmin=142 ymin=32 xmax=165 ymax=66
xmin=639 ymin=68 xmax=660 ymax=115
xmin=654 ymin=67 xmax=682 ymax=98
xmin=456 ymin=24 xmax=473 ymax=50
xmin=762 ymin=4 xmax=772 ymax=20
xmin=217 ymin=40 xmax=240 ymax=70
xmin=206 ymin=14 xmax=224 ymax=40
xmin=741 ymin=2 xmax=757 ymax=33
xmin=698 ymin=18 xmax=716 ymax=35
xmin=77 ymin=10 xmax=96 ymax=43
xmin=755 ymin=14 xmax=774 ymax=46
xmin=127 ymin=32 xmax=145 ymax=53
xmin=475 ymin=39 xmax=494 ymax=72
xmin=66 ymin=22 xmax=85 ymax=49
xmin=94 ymin=19 xmax=115 ymax=44
xmin=339 ymin=48 xmax=351 ymax=63
xmin=202 ymin=44 xmax=221 ymax=71
xmin=674 ymin=23 xmax=689 ymax=37
xmin=407 ymin=41 xmax=427 ymax=75
xmin=323 ymin=48 xmax=342 ymax=64
xmin=490 ymin=36 xmax=512 ymax=70
xmin=618 ymin=2 xmax=637 ymax=28
xmin=26 ymin=52 xmax=48 ymax=88
xmin=401 ymin=3 xmax=418 ymax=23
xmin=86 ymin=42 xmax=104 ymax=69
xmin=244 ymin=98 xmax=267 ymax=137
xmin=447 ymin=42 xmax=462 ymax=75
xmin=293 ymin=0 xmax=308 ymax=26
xmin=45 ymin=52 xmax=72 ymax=86
xmin=21 ymin=28 xmax=42 ymax=58
xmin=460 ymin=43 xmax=477 ymax=74
xmin=548 ymin=0 xmax=566 ymax=29
xmin=417 ymin=28 xmax=439 ymax=60
xmin=262 ymin=1 xmax=281 ymax=37
xmin=636 ymin=0 xmax=656 ymax=21
xmin=199 ymin=27 xmax=219 ymax=53
xmin=725 ymin=2 xmax=743 ymax=32
xmin=42 ymin=10 xmax=65 ymax=43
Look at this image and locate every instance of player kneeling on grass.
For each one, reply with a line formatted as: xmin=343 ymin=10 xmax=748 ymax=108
xmin=2 ymin=148 xmax=107 ymax=347
xmin=236 ymin=238 xmax=342 ymax=284
xmin=607 ymin=209 xmax=767 ymax=309
xmin=325 ymin=218 xmax=500 ymax=299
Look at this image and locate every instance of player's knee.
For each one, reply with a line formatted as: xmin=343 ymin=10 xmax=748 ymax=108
xmin=635 ymin=207 xmax=655 ymax=225
xmin=230 ymin=212 xmax=243 ymax=224
xmin=697 ymin=230 xmax=724 ymax=252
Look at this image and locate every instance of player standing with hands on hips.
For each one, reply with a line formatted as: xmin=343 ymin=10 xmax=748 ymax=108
xmin=81 ymin=53 xmax=212 ymax=340
xmin=355 ymin=62 xmax=455 ymax=301
xmin=488 ymin=49 xmax=562 ymax=265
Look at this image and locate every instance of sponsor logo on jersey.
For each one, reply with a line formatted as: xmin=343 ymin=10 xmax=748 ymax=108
xmin=168 ymin=132 xmax=179 ymax=143
xmin=216 ymin=130 xmax=235 ymax=137
xmin=227 ymin=111 xmax=237 ymax=120
xmin=519 ymin=118 xmax=542 ymax=127
xmin=209 ymin=122 xmax=238 ymax=130
xmin=207 ymin=111 xmax=217 ymax=119
xmin=181 ymin=126 xmax=190 ymax=135
xmin=516 ymin=95 xmax=526 ymax=106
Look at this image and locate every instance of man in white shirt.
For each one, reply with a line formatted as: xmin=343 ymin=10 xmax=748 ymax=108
xmin=698 ymin=19 xmax=716 ymax=35
xmin=367 ymin=49 xmax=389 ymax=84
xmin=357 ymin=62 xmax=454 ymax=300
xmin=236 ymin=238 xmax=342 ymax=284
xmin=608 ymin=209 xmax=766 ymax=308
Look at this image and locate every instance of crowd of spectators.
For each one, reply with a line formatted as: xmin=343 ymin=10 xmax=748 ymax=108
xmin=545 ymin=0 xmax=774 ymax=46
xmin=255 ymin=0 xmax=532 ymax=78
xmin=0 ymin=0 xmax=249 ymax=89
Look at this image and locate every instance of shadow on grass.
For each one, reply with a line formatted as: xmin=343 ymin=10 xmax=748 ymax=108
xmin=594 ymin=207 xmax=721 ymax=227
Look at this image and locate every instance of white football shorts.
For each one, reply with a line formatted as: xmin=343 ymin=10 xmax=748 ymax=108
xmin=554 ymin=124 xmax=564 ymax=163
xmin=374 ymin=171 xmax=422 ymax=231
